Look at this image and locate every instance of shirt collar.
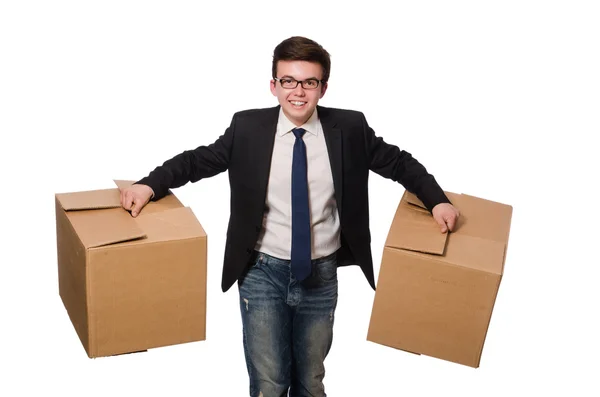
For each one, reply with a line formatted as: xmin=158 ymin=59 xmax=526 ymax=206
xmin=277 ymin=108 xmax=320 ymax=137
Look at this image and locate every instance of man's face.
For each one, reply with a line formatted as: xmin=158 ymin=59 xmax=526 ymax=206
xmin=270 ymin=60 xmax=328 ymax=126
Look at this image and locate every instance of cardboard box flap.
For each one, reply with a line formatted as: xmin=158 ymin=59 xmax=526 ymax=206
xmin=113 ymin=179 xmax=184 ymax=215
xmin=134 ymin=207 xmax=206 ymax=243
xmin=385 ymin=198 xmax=448 ymax=255
xmin=443 ymin=233 xmax=506 ymax=274
xmin=67 ymin=207 xmax=146 ymax=248
xmin=113 ymin=179 xmax=138 ymax=191
xmin=56 ymin=189 xmax=121 ymax=211
xmin=450 ymin=194 xmax=513 ymax=244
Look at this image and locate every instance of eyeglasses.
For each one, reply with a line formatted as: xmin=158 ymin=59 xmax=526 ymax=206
xmin=274 ymin=77 xmax=323 ymax=90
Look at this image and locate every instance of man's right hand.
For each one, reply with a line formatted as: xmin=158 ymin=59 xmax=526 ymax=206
xmin=120 ymin=183 xmax=154 ymax=217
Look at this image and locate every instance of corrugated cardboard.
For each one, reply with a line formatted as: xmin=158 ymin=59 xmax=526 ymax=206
xmin=55 ymin=180 xmax=207 ymax=358
xmin=367 ymin=190 xmax=512 ymax=367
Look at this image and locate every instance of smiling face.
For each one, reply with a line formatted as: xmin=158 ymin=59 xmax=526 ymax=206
xmin=270 ymin=60 xmax=328 ymax=126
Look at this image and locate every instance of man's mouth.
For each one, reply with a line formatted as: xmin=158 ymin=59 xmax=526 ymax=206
xmin=289 ymin=101 xmax=307 ymax=108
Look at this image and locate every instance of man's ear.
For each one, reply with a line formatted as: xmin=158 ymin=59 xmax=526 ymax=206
xmin=270 ymin=79 xmax=277 ymax=96
xmin=319 ymin=82 xmax=328 ymax=99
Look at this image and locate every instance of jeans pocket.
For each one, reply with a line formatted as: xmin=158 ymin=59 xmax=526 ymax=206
xmin=248 ymin=251 xmax=264 ymax=268
xmin=316 ymin=258 xmax=338 ymax=283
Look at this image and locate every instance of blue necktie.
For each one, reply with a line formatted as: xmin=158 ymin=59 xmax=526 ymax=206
xmin=291 ymin=127 xmax=311 ymax=281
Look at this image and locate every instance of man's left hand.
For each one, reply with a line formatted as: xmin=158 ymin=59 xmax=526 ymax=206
xmin=432 ymin=203 xmax=460 ymax=233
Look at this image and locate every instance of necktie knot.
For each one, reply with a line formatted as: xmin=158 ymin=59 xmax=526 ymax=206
xmin=292 ymin=127 xmax=306 ymax=139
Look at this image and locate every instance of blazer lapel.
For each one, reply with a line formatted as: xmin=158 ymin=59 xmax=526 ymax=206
xmin=318 ymin=106 xmax=343 ymax=218
xmin=255 ymin=106 xmax=280 ymax=198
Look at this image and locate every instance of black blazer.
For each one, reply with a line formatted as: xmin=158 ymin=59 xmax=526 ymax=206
xmin=137 ymin=105 xmax=450 ymax=292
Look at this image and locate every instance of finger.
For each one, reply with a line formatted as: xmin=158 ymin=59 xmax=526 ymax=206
xmin=445 ymin=215 xmax=456 ymax=232
xmin=131 ymin=200 xmax=138 ymax=217
xmin=123 ymin=192 xmax=134 ymax=211
xmin=434 ymin=214 xmax=448 ymax=233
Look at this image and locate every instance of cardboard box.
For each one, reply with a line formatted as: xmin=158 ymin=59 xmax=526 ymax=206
xmin=367 ymin=190 xmax=512 ymax=367
xmin=55 ymin=180 xmax=207 ymax=358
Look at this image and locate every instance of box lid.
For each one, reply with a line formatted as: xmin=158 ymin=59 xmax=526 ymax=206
xmin=112 ymin=180 xmax=206 ymax=243
xmin=384 ymin=198 xmax=448 ymax=255
xmin=56 ymin=189 xmax=146 ymax=248
xmin=55 ymin=180 xmax=205 ymax=249
xmin=385 ymin=191 xmax=512 ymax=274
xmin=56 ymin=188 xmax=122 ymax=211
xmin=128 ymin=206 xmax=206 ymax=244
xmin=384 ymin=191 xmax=463 ymax=255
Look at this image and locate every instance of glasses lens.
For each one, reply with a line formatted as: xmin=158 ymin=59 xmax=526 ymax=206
xmin=280 ymin=79 xmax=298 ymax=88
xmin=302 ymin=79 xmax=320 ymax=89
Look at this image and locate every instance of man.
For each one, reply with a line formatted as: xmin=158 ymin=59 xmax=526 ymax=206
xmin=120 ymin=36 xmax=459 ymax=397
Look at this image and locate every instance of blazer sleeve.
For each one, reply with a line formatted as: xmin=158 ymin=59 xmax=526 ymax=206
xmin=135 ymin=114 xmax=236 ymax=201
xmin=361 ymin=113 xmax=451 ymax=212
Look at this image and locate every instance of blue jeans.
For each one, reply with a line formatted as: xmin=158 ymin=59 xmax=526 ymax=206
xmin=238 ymin=251 xmax=339 ymax=397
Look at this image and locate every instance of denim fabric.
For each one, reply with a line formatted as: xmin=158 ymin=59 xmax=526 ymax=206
xmin=238 ymin=251 xmax=338 ymax=397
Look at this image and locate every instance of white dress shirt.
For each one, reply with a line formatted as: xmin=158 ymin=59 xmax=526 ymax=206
xmin=254 ymin=108 xmax=341 ymax=260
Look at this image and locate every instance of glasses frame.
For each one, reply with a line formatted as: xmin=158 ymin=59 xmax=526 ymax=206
xmin=273 ymin=77 xmax=323 ymax=90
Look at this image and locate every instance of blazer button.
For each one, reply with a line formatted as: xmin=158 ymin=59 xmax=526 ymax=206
xmin=246 ymin=248 xmax=252 ymax=254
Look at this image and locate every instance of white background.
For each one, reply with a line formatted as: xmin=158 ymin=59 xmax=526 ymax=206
xmin=1 ymin=0 xmax=599 ymax=396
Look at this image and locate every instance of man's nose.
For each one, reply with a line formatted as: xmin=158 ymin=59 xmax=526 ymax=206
xmin=292 ymin=85 xmax=306 ymax=96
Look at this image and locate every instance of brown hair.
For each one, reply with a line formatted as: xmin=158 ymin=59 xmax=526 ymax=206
xmin=272 ymin=36 xmax=331 ymax=83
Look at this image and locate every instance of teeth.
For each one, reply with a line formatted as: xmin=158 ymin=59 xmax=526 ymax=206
xmin=291 ymin=101 xmax=306 ymax=106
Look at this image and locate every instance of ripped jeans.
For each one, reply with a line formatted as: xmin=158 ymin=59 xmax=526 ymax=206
xmin=238 ymin=250 xmax=339 ymax=397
